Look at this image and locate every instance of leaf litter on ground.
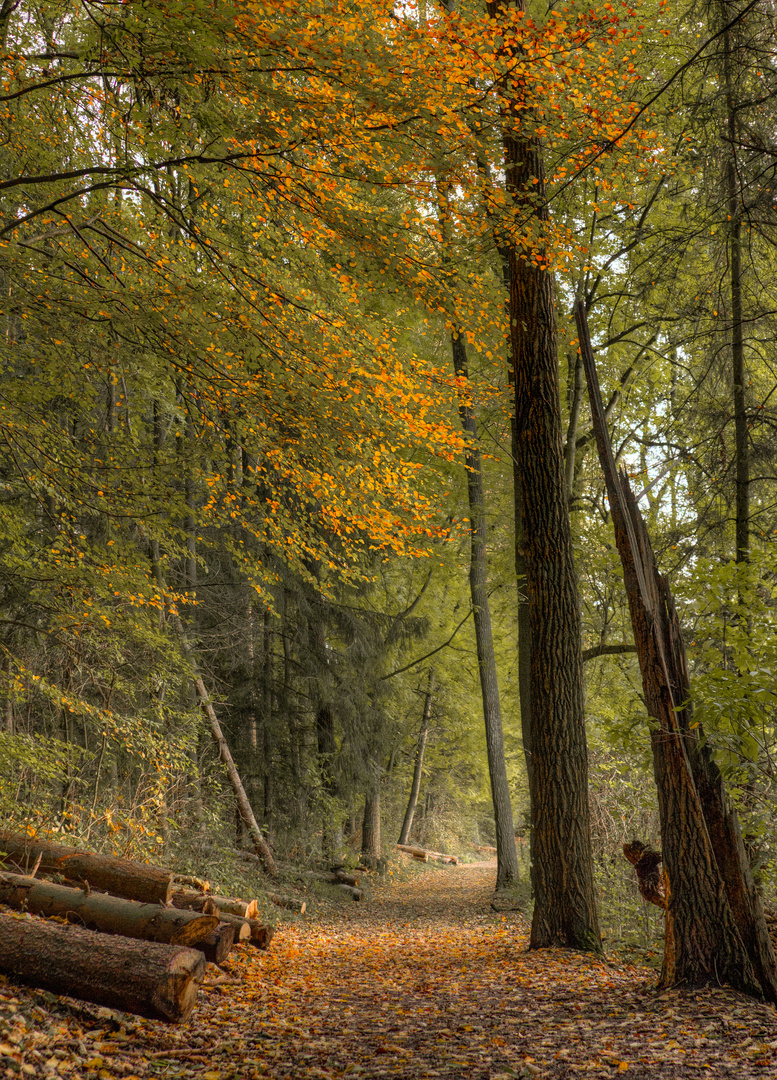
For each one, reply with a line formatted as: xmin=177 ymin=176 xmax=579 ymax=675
xmin=1 ymin=859 xmax=776 ymax=1079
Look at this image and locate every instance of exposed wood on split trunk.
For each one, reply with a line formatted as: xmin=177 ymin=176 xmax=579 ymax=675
xmin=0 ymin=872 xmax=217 ymax=946
xmin=0 ymin=913 xmax=205 ymax=1022
xmin=622 ymin=842 xmax=666 ymax=909
xmin=0 ymin=832 xmax=173 ymax=904
xmin=578 ymin=299 xmax=777 ymax=1002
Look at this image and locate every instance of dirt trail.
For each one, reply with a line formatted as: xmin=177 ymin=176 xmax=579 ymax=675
xmin=2 ymin=859 xmax=776 ymax=1079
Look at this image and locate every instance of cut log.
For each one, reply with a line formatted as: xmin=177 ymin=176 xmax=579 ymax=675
xmin=172 ymin=874 xmax=210 ymax=893
xmin=397 ymin=843 xmax=459 ymax=865
xmin=0 ymin=833 xmax=173 ymax=904
xmin=196 ymin=922 xmax=236 ymax=964
xmin=267 ymin=893 xmax=306 ymax=914
xmin=0 ymin=872 xmax=217 ymax=946
xmin=244 ymin=919 xmax=275 ymax=949
xmin=0 ymin=913 xmax=205 ymax=1022
xmin=170 ymin=888 xmax=258 ymax=920
xmin=337 ymin=883 xmax=363 ymax=901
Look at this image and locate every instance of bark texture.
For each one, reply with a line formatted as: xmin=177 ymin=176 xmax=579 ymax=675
xmin=0 ymin=832 xmax=173 ymax=905
xmin=578 ymin=299 xmax=777 ymax=1001
xmin=487 ymin=0 xmax=601 ymax=951
xmin=0 ymin=872 xmax=217 ymax=946
xmin=0 ymin=913 xmax=205 ymax=1022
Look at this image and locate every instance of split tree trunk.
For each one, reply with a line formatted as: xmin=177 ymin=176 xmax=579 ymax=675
xmin=0 ymin=872 xmax=217 ymax=946
xmin=578 ymin=300 xmax=777 ymax=1001
xmin=0 ymin=832 xmax=173 ymax=904
xmin=0 ymin=914 xmax=206 ymax=1022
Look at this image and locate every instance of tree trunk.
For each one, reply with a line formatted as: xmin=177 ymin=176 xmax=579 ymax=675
xmin=578 ymin=299 xmax=777 ymax=1001
xmin=487 ymin=0 xmax=601 ymax=951
xmin=0 ymin=832 xmax=173 ymax=905
xmin=398 ymin=668 xmax=434 ymax=846
xmin=0 ymin=914 xmax=206 ymax=1022
xmin=722 ymin=21 xmax=749 ymax=568
xmin=194 ymin=674 xmax=277 ymax=877
xmin=0 ymin=872 xmax=217 ymax=946
xmin=361 ymin=776 xmax=381 ymax=868
xmin=450 ymin=329 xmax=520 ymax=891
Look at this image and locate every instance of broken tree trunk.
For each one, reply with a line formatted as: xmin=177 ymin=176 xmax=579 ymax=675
xmin=0 ymin=833 xmax=173 ymax=905
xmin=0 ymin=913 xmax=205 ymax=1022
xmin=622 ymin=842 xmax=666 ymax=909
xmin=0 ymin=872 xmax=217 ymax=946
xmin=397 ymin=844 xmax=458 ymax=865
xmin=578 ymin=299 xmax=777 ymax=1002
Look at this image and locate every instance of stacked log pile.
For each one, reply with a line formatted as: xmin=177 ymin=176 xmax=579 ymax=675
xmin=0 ymin=831 xmax=375 ymax=1021
xmin=0 ymin=832 xmax=278 ymax=1023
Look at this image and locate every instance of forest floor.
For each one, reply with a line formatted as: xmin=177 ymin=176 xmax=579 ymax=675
xmin=2 ymin=858 xmax=777 ymax=1080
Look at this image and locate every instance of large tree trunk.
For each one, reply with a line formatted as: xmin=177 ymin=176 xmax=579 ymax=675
xmin=578 ymin=300 xmax=777 ymax=1001
xmin=0 ymin=832 xmax=173 ymax=904
xmin=0 ymin=914 xmax=206 ymax=1022
xmin=486 ymin=0 xmax=601 ymax=951
xmin=398 ymin=668 xmax=434 ymax=846
xmin=0 ymin=872 xmax=217 ymax=946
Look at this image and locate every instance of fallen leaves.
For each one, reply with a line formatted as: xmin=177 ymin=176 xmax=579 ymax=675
xmin=1 ymin=861 xmax=776 ymax=1078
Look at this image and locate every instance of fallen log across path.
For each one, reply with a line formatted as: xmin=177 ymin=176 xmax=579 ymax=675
xmin=0 ymin=871 xmax=218 ymax=946
xmin=0 ymin=832 xmax=173 ymax=904
xmin=0 ymin=913 xmax=205 ymax=1022
xmin=397 ymin=844 xmax=459 ymax=865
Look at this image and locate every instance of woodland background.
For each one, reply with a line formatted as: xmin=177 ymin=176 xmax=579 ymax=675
xmin=0 ymin=0 xmax=775 ymax=961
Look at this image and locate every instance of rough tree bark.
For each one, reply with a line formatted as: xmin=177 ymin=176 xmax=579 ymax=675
xmin=486 ymin=0 xmax=602 ymax=950
xmin=0 ymin=832 xmax=173 ymax=904
xmin=578 ymin=299 xmax=777 ymax=1001
xmin=0 ymin=914 xmax=206 ymax=1022
xmin=0 ymin=872 xmax=217 ymax=946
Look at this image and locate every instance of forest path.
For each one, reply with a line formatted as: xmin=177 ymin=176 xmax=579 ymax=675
xmin=3 ymin=859 xmax=777 ymax=1079
xmin=173 ymin=858 xmax=774 ymax=1080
